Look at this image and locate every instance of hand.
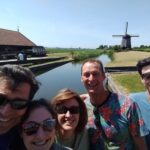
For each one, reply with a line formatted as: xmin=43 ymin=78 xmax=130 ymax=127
xmin=80 ymin=93 xmax=89 ymax=101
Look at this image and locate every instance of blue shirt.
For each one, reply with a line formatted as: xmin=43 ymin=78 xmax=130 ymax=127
xmin=129 ymin=91 xmax=150 ymax=149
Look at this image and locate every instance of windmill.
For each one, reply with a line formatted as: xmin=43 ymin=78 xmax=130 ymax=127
xmin=112 ymin=22 xmax=139 ymax=49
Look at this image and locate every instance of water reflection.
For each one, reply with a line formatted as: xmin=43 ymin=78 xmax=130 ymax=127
xmin=34 ymin=55 xmax=110 ymax=99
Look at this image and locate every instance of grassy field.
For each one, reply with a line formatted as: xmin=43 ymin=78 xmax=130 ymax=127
xmin=107 ymin=51 xmax=149 ymax=94
xmin=47 ymin=52 xmax=70 ymax=58
xmin=106 ymin=51 xmax=150 ymax=67
xmin=110 ymin=72 xmax=145 ymax=94
xmin=46 ymin=48 xmax=114 ymax=61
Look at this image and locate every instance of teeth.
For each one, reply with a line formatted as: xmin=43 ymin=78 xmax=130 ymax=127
xmin=65 ymin=120 xmax=73 ymax=124
xmin=33 ymin=140 xmax=47 ymax=145
xmin=66 ymin=120 xmax=72 ymax=123
xmin=0 ymin=118 xmax=10 ymax=122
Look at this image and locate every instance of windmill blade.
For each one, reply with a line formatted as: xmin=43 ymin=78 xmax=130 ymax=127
xmin=125 ymin=22 xmax=128 ymax=35
xmin=112 ymin=35 xmax=124 ymax=37
xmin=130 ymin=34 xmax=139 ymax=37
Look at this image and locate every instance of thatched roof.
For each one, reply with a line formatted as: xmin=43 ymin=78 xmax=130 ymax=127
xmin=0 ymin=28 xmax=36 ymax=46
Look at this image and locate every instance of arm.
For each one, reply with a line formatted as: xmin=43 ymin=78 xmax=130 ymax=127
xmin=132 ymin=136 xmax=147 ymax=150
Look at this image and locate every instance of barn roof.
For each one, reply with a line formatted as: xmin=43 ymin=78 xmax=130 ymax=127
xmin=0 ymin=28 xmax=36 ymax=46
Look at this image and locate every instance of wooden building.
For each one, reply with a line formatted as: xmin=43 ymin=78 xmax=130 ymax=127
xmin=0 ymin=28 xmax=46 ymax=59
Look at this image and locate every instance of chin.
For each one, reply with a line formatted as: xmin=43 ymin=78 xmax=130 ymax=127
xmin=88 ymin=89 xmax=95 ymax=94
xmin=64 ymin=127 xmax=73 ymax=130
xmin=63 ymin=126 xmax=75 ymax=131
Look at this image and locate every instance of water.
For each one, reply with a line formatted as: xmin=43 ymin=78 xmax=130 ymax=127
xmin=34 ymin=55 xmax=110 ymax=100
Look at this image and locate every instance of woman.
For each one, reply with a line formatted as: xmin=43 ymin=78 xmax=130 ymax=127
xmin=11 ymin=99 xmax=71 ymax=150
xmin=51 ymin=88 xmax=89 ymax=150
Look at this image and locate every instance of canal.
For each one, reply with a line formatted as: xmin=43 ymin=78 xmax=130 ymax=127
xmin=34 ymin=55 xmax=110 ymax=100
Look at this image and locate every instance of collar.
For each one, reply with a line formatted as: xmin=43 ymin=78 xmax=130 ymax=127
xmin=91 ymin=91 xmax=112 ymax=108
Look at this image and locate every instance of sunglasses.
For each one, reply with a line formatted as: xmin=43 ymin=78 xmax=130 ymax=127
xmin=22 ymin=118 xmax=56 ymax=136
xmin=0 ymin=94 xmax=29 ymax=110
xmin=142 ymin=72 xmax=150 ymax=80
xmin=56 ymin=105 xmax=80 ymax=114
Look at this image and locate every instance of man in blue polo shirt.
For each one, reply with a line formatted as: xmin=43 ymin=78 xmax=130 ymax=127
xmin=0 ymin=64 xmax=39 ymax=150
xmin=129 ymin=57 xmax=150 ymax=149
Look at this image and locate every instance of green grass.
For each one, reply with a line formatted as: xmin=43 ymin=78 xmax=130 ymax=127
xmin=106 ymin=51 xmax=150 ymax=67
xmin=111 ymin=73 xmax=145 ymax=93
xmin=46 ymin=48 xmax=114 ymax=61
xmin=72 ymin=50 xmax=103 ymax=61
xmin=106 ymin=50 xmax=149 ymax=93
xmin=46 ymin=47 xmax=96 ymax=54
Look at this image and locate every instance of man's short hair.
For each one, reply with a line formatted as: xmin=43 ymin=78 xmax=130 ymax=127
xmin=0 ymin=64 xmax=39 ymax=100
xmin=136 ymin=57 xmax=150 ymax=76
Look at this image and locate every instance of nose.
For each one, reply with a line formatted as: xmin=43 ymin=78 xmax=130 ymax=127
xmin=35 ymin=127 xmax=46 ymax=139
xmin=65 ymin=110 xmax=72 ymax=117
xmin=89 ymin=74 xmax=94 ymax=81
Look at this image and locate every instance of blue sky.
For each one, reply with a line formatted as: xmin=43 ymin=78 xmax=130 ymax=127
xmin=1 ymin=0 xmax=150 ymax=48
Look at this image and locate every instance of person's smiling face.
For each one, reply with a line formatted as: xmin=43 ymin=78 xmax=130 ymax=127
xmin=0 ymin=80 xmax=31 ymax=134
xmin=141 ymin=64 xmax=150 ymax=94
xmin=57 ymin=98 xmax=80 ymax=136
xmin=81 ymin=62 xmax=105 ymax=95
xmin=22 ymin=107 xmax=55 ymax=150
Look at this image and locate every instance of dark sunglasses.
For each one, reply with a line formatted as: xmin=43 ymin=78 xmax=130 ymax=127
xmin=22 ymin=118 xmax=56 ymax=136
xmin=0 ymin=94 xmax=29 ymax=110
xmin=142 ymin=72 xmax=150 ymax=80
xmin=56 ymin=105 xmax=80 ymax=114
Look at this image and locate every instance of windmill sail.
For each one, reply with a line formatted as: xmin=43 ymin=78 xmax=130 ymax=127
xmin=112 ymin=22 xmax=139 ymax=49
xmin=125 ymin=22 xmax=128 ymax=35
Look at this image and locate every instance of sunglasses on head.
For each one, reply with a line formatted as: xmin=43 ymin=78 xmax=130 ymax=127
xmin=142 ymin=72 xmax=150 ymax=80
xmin=56 ymin=105 xmax=80 ymax=114
xmin=0 ymin=94 xmax=29 ymax=110
xmin=22 ymin=118 xmax=56 ymax=136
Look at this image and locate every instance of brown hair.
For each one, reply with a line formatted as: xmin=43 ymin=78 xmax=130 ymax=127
xmin=81 ymin=59 xmax=105 ymax=75
xmin=136 ymin=57 xmax=150 ymax=77
xmin=0 ymin=64 xmax=39 ymax=100
xmin=51 ymin=88 xmax=87 ymax=133
xmin=20 ymin=98 xmax=56 ymax=124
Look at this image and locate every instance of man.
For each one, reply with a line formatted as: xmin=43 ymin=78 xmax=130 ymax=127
xmin=129 ymin=57 xmax=150 ymax=149
xmin=81 ymin=59 xmax=148 ymax=150
xmin=18 ymin=52 xmax=24 ymax=61
xmin=0 ymin=64 xmax=39 ymax=150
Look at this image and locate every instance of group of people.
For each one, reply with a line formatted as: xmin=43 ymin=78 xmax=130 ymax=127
xmin=0 ymin=56 xmax=150 ymax=150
